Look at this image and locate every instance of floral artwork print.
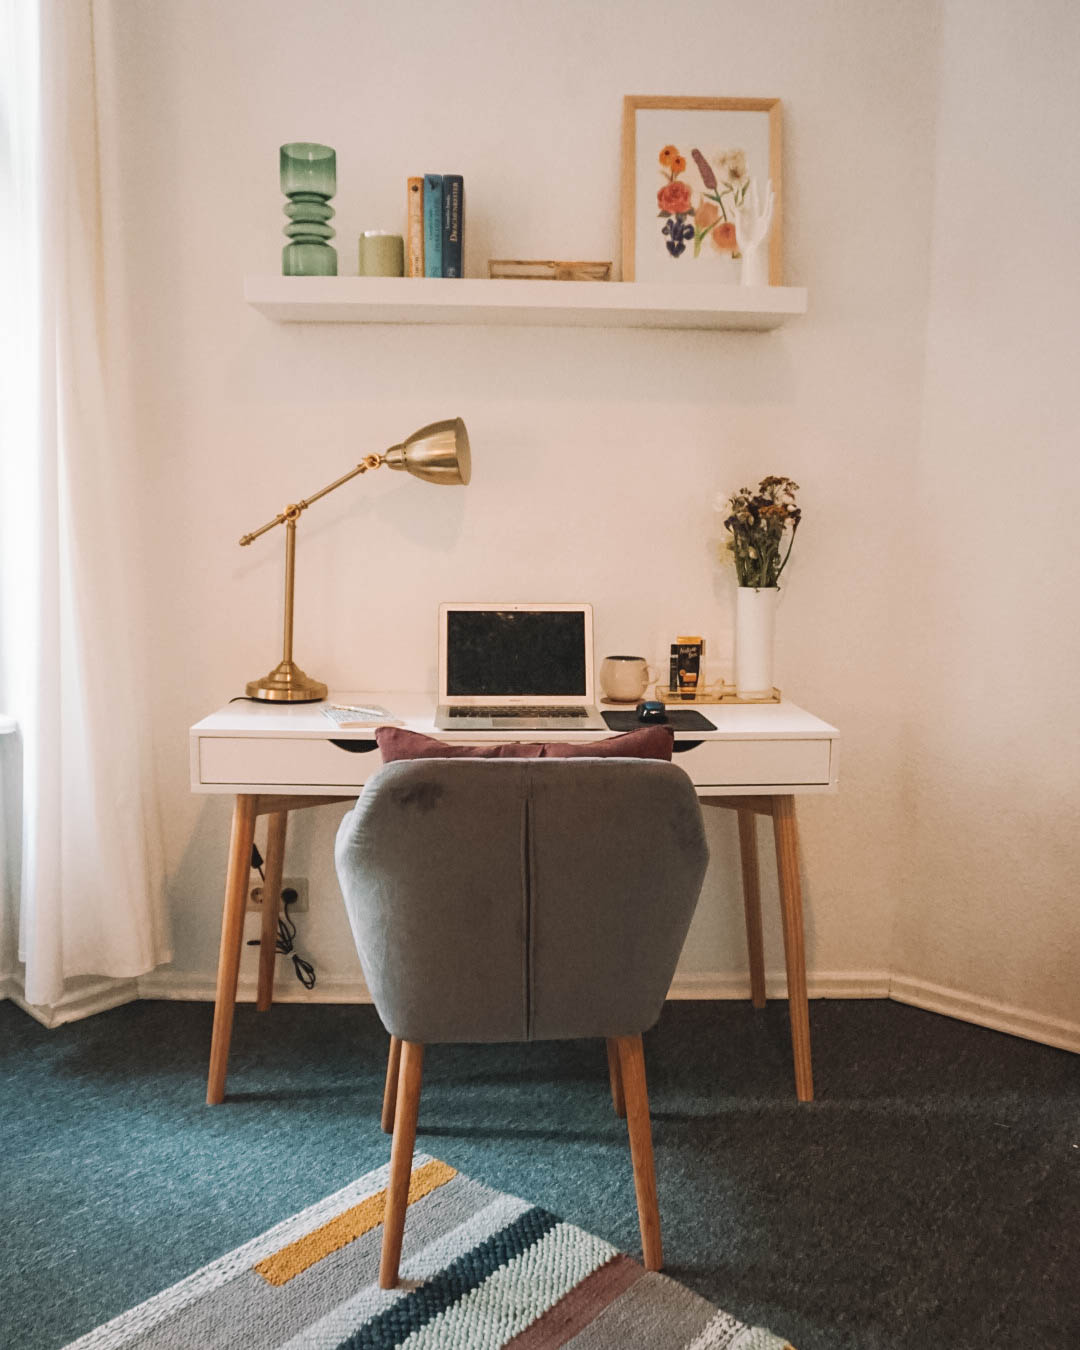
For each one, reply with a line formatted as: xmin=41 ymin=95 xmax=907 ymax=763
xmin=657 ymin=144 xmax=751 ymax=260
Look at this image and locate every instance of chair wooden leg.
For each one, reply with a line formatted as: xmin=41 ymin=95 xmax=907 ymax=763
xmin=737 ymin=807 xmax=767 ymax=1009
xmin=605 ymin=1039 xmax=626 ymax=1117
xmin=382 ymin=1035 xmax=402 ymax=1134
xmin=256 ymin=810 xmax=288 ymax=1012
xmin=772 ymin=796 xmax=814 ymax=1103
xmin=614 ymin=1034 xmax=662 ymax=1272
xmin=379 ymin=1040 xmax=424 ymax=1289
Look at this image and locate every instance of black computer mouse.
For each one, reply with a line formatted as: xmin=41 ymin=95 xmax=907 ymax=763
xmin=635 ymin=700 xmax=668 ymax=724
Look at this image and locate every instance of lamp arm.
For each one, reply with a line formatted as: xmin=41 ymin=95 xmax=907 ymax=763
xmin=238 ymin=453 xmax=384 ymax=546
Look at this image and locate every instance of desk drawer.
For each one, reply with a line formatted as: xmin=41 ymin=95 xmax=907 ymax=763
xmin=196 ymin=733 xmax=833 ymax=791
xmin=673 ymin=737 xmax=831 ymax=787
xmin=198 ymin=736 xmax=379 ymax=788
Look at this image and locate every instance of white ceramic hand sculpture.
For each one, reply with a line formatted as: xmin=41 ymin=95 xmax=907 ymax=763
xmin=733 ymin=178 xmax=775 ymax=287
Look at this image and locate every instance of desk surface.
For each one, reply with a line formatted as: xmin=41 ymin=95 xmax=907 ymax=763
xmin=191 ymin=693 xmax=838 ymax=797
xmin=193 ymin=692 xmax=836 ymax=740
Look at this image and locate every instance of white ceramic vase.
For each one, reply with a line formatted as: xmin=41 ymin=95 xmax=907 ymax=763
xmin=734 ymin=586 xmax=779 ymax=699
xmin=739 ymin=242 xmax=768 ymax=287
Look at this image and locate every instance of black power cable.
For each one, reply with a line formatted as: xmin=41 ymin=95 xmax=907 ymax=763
xmin=246 ymin=845 xmax=316 ymax=989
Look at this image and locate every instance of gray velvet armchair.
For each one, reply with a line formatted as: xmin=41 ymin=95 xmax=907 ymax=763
xmin=334 ymin=756 xmax=709 ymax=1287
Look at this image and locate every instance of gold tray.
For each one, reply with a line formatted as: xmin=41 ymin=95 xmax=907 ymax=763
xmin=653 ymin=683 xmax=781 ymax=705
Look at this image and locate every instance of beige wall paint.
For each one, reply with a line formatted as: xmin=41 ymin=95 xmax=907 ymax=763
xmin=0 ymin=733 xmax=18 ymax=985
xmin=107 ymin=3 xmax=939 ymax=1001
xmin=890 ymin=0 xmax=1080 ymax=1033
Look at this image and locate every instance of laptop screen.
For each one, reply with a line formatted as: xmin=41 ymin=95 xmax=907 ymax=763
xmin=446 ymin=609 xmax=587 ymax=698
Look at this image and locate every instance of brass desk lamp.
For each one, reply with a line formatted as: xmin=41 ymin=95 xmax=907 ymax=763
xmin=239 ymin=417 xmax=471 ymax=702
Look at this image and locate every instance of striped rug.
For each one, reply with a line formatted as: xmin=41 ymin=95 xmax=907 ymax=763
xmin=63 ymin=1154 xmax=795 ymax=1349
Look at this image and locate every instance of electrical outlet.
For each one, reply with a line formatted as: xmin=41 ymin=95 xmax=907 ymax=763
xmin=247 ymin=876 xmax=309 ymax=914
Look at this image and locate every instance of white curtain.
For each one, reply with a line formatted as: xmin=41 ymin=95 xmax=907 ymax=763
xmin=0 ymin=0 xmax=169 ymax=1011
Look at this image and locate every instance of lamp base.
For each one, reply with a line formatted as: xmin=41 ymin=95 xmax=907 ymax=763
xmin=245 ymin=659 xmax=328 ymax=703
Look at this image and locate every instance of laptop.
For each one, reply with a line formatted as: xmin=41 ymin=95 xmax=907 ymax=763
xmin=435 ymin=602 xmax=607 ymax=731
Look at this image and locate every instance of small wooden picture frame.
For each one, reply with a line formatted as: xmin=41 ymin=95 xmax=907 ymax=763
xmin=488 ymin=260 xmax=612 ymax=281
xmin=621 ymin=96 xmax=783 ymax=284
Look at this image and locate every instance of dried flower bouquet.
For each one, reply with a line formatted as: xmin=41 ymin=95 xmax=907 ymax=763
xmin=721 ymin=476 xmax=801 ymax=588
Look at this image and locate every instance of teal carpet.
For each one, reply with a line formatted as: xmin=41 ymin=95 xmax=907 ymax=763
xmin=1 ymin=998 xmax=1077 ymax=1349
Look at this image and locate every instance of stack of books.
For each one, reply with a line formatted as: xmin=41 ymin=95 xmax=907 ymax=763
xmin=407 ymin=175 xmax=464 ymax=278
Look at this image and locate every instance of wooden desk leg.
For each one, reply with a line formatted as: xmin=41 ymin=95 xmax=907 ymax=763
xmin=207 ymin=794 xmax=257 ymax=1105
xmin=256 ymin=810 xmax=288 ymax=1013
xmin=772 ymin=795 xmax=814 ymax=1102
xmin=736 ymin=808 xmax=767 ymax=1010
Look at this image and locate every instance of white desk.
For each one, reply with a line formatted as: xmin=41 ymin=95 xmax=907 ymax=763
xmin=190 ymin=694 xmax=838 ymax=1105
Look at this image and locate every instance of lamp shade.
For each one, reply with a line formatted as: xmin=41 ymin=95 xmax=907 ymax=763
xmin=383 ymin=418 xmax=471 ymax=485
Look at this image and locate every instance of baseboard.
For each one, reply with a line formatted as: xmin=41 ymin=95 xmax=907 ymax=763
xmin=667 ymin=970 xmax=892 ymax=1000
xmin=6 ymin=974 xmax=140 ymax=1029
xmin=137 ymin=968 xmax=891 ymax=1006
xmin=136 ymin=970 xmax=374 ymax=1004
xmin=888 ymin=974 xmax=1080 ymax=1055
xmin=61 ymin=968 xmax=1080 ymax=1057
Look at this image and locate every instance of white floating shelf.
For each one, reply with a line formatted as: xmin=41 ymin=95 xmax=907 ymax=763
xmin=244 ymin=276 xmax=807 ymax=331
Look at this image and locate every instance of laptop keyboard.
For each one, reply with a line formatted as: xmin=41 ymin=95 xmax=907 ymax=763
xmin=448 ymin=706 xmax=589 ymax=718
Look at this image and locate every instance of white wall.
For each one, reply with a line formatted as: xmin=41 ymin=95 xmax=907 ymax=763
xmin=107 ymin=2 xmax=939 ymax=1002
xmin=889 ymin=0 xmax=1080 ymax=1044
xmin=0 ymin=732 xmax=19 ymax=989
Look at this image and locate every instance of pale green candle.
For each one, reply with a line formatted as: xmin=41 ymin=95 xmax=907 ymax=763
xmin=358 ymin=232 xmax=405 ymax=277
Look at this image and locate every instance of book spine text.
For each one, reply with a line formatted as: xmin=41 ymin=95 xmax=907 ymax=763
xmin=423 ymin=174 xmax=444 ymax=277
xmin=442 ymin=174 xmax=464 ymax=278
xmin=406 ymin=177 xmax=424 ymax=277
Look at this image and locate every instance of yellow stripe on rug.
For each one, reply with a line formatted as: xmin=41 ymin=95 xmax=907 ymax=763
xmin=254 ymin=1159 xmax=457 ymax=1286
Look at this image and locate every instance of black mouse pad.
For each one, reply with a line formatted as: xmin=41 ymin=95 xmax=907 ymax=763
xmin=602 ymin=709 xmax=717 ymax=732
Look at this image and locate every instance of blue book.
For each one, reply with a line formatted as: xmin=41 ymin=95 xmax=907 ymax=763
xmin=423 ymin=175 xmax=443 ymax=277
xmin=442 ymin=175 xmax=464 ymax=277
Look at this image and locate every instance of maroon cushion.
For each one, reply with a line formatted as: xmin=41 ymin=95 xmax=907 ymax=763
xmin=374 ymin=724 xmax=674 ymax=763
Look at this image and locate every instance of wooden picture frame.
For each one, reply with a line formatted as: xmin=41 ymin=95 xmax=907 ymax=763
xmin=621 ymin=96 xmax=783 ymax=284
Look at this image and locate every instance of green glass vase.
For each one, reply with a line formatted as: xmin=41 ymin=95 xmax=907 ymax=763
xmin=280 ymin=143 xmax=337 ymax=276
